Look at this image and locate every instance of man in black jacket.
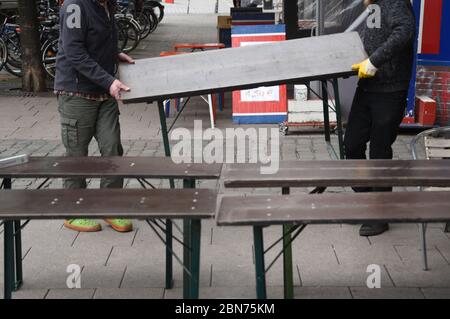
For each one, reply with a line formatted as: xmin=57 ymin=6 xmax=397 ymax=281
xmin=55 ymin=0 xmax=134 ymax=233
xmin=346 ymin=0 xmax=416 ymax=236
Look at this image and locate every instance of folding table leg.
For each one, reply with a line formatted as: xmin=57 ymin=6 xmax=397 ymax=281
xmin=183 ymin=218 xmax=192 ymax=299
xmin=282 ymin=187 xmax=294 ymax=299
xmin=420 ymin=223 xmax=428 ymax=271
xmin=321 ymin=81 xmax=331 ymax=143
xmin=331 ymin=78 xmax=345 ymax=159
xmin=183 ymin=179 xmax=196 ymax=299
xmin=189 ymin=219 xmax=201 ymax=299
xmin=157 ymin=101 xmax=175 ymax=289
xmin=253 ymin=226 xmax=267 ymax=299
xmin=4 ymin=221 xmax=14 ymax=299
xmin=445 ymin=223 xmax=450 ymax=233
xmin=14 ymin=220 xmax=23 ymax=289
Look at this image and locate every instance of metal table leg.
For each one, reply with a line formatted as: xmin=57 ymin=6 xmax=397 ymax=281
xmin=157 ymin=101 xmax=175 ymax=289
xmin=4 ymin=220 xmax=14 ymax=299
xmin=253 ymin=226 xmax=267 ymax=299
xmin=332 ymin=78 xmax=345 ymax=159
xmin=183 ymin=178 xmax=196 ymax=299
xmin=282 ymin=187 xmax=294 ymax=299
xmin=321 ymin=80 xmax=331 ymax=144
xmin=189 ymin=219 xmax=201 ymax=299
xmin=13 ymin=220 xmax=23 ymax=289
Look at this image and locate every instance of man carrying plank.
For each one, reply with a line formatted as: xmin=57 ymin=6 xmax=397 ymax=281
xmin=346 ymin=0 xmax=416 ymax=236
xmin=54 ymin=0 xmax=134 ymax=232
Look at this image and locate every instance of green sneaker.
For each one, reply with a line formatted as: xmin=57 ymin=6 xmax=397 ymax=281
xmin=105 ymin=219 xmax=133 ymax=233
xmin=64 ymin=219 xmax=102 ymax=232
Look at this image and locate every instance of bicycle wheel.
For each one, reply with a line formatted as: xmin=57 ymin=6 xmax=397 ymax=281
xmin=0 ymin=38 xmax=7 ymax=72
xmin=4 ymin=30 xmax=22 ymax=76
xmin=147 ymin=8 xmax=159 ymax=33
xmin=136 ymin=10 xmax=152 ymax=40
xmin=146 ymin=1 xmax=164 ymax=23
xmin=116 ymin=18 xmax=140 ymax=53
xmin=41 ymin=38 xmax=58 ymax=79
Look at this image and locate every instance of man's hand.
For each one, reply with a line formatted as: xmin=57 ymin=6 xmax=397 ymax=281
xmin=352 ymin=59 xmax=378 ymax=79
xmin=118 ymin=52 xmax=135 ymax=64
xmin=109 ymin=79 xmax=130 ymax=100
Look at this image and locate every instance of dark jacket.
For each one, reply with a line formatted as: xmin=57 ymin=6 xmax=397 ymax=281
xmin=358 ymin=0 xmax=416 ymax=92
xmin=54 ymin=0 xmax=118 ymax=95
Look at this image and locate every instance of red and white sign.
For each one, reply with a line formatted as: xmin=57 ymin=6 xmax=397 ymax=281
xmin=418 ymin=0 xmax=443 ymax=55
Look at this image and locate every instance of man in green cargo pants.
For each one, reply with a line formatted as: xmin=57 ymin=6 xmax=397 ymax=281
xmin=54 ymin=0 xmax=134 ymax=232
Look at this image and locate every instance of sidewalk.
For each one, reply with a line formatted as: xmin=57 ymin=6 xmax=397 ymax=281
xmin=0 ymin=13 xmax=449 ymax=299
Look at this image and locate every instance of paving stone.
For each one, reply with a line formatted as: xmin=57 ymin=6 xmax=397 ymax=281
xmin=394 ymin=245 xmax=449 ymax=267
xmin=421 ymin=288 xmax=450 ymax=299
xmin=93 ymin=288 xmax=164 ymax=299
xmin=332 ymin=242 xmax=402 ymax=266
xmin=79 ymin=264 xmax=127 ymax=289
xmin=299 ymin=263 xmax=394 ymax=287
xmin=164 ymin=286 xmax=257 ymax=299
xmin=45 ymin=288 xmax=95 ymax=299
xmin=385 ymin=263 xmax=450 ymax=287
xmin=350 ymin=287 xmax=424 ymax=299
xmin=0 ymin=289 xmax=49 ymax=299
xmin=295 ymin=287 xmax=352 ymax=299
xmin=368 ymin=224 xmax=450 ymax=248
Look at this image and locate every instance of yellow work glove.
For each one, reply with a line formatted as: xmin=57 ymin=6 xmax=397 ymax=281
xmin=351 ymin=59 xmax=378 ymax=79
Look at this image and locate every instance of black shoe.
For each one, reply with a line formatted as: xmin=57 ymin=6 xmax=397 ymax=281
xmin=359 ymin=223 xmax=389 ymax=237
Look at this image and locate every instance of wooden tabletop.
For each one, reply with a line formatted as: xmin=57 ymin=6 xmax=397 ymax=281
xmin=0 ymin=157 xmax=222 ymax=179
xmin=223 ymin=160 xmax=450 ymax=188
xmin=119 ymin=32 xmax=366 ymax=103
xmin=217 ymin=191 xmax=450 ymax=226
xmin=0 ymin=189 xmax=217 ymax=220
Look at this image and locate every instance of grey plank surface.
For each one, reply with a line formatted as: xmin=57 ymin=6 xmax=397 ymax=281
xmin=0 ymin=189 xmax=217 ymax=219
xmin=223 ymin=160 xmax=450 ymax=188
xmin=217 ymin=191 xmax=450 ymax=226
xmin=0 ymin=156 xmax=222 ymax=179
xmin=119 ymin=32 xmax=367 ymax=103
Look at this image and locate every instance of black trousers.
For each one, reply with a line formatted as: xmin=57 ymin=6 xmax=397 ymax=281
xmin=344 ymin=87 xmax=407 ymax=192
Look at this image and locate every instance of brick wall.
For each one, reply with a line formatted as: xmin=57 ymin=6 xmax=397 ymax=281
xmin=415 ymin=65 xmax=450 ymax=126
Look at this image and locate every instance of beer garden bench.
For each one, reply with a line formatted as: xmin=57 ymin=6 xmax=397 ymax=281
xmin=219 ymin=159 xmax=450 ymax=299
xmin=0 ymin=156 xmax=222 ymax=299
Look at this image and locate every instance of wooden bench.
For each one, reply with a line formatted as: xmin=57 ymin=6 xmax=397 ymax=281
xmin=221 ymin=159 xmax=450 ymax=299
xmin=217 ymin=191 xmax=450 ymax=299
xmin=0 ymin=156 xmax=222 ymax=299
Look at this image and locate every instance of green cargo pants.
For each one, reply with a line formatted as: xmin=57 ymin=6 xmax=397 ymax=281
xmin=58 ymin=95 xmax=124 ymax=189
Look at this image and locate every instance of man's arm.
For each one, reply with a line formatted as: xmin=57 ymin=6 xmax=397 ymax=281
xmin=61 ymin=0 xmax=115 ymax=91
xmin=369 ymin=1 xmax=415 ymax=68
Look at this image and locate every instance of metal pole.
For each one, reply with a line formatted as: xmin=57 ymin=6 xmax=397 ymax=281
xmin=282 ymin=187 xmax=294 ymax=299
xmin=253 ymin=226 xmax=267 ymax=299
xmin=316 ymin=0 xmax=325 ymax=36
xmin=332 ymin=78 xmax=345 ymax=159
xmin=157 ymin=101 xmax=174 ymax=289
xmin=3 ymin=178 xmax=14 ymax=299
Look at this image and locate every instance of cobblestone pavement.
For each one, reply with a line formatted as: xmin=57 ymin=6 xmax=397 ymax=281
xmin=0 ymin=10 xmax=449 ymax=299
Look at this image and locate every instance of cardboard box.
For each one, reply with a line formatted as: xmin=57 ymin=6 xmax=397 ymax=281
xmin=416 ymin=96 xmax=437 ymax=126
xmin=217 ymin=16 xmax=232 ymax=29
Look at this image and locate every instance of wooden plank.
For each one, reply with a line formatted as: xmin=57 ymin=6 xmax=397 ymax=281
xmin=0 ymin=189 xmax=217 ymax=220
xmin=217 ymin=191 xmax=450 ymax=226
xmin=0 ymin=157 xmax=222 ymax=179
xmin=426 ymin=149 xmax=450 ymax=159
xmin=119 ymin=32 xmax=367 ymax=103
xmin=222 ymin=160 xmax=450 ymax=188
xmin=425 ymin=137 xmax=450 ymax=148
